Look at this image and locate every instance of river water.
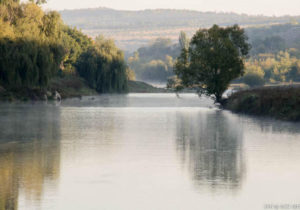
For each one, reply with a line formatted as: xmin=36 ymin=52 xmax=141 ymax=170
xmin=0 ymin=93 xmax=300 ymax=210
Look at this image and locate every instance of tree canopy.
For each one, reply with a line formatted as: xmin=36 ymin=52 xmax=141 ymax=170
xmin=175 ymin=25 xmax=250 ymax=102
xmin=76 ymin=36 xmax=128 ymax=93
xmin=0 ymin=0 xmax=128 ymax=93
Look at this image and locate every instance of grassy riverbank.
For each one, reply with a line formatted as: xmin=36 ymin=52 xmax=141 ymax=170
xmin=225 ymin=86 xmax=300 ymax=121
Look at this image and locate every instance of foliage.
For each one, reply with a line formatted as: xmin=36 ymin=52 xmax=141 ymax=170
xmin=175 ymin=24 xmax=250 ymax=102
xmin=242 ymin=73 xmax=265 ymax=87
xmin=126 ymin=68 xmax=136 ymax=81
xmin=0 ymin=1 xmax=65 ymax=89
xmin=128 ymin=38 xmax=180 ymax=82
xmin=0 ymin=38 xmax=64 ymax=89
xmin=243 ymin=50 xmax=300 ymax=83
xmin=226 ymin=86 xmax=300 ymax=121
xmin=166 ymin=76 xmax=184 ymax=91
xmin=76 ymin=36 xmax=128 ymax=93
xmin=250 ymin=36 xmax=286 ymax=55
xmin=60 ymin=26 xmax=93 ymax=71
xmin=246 ymin=24 xmax=300 ymax=53
xmin=0 ymin=0 xmax=128 ymax=95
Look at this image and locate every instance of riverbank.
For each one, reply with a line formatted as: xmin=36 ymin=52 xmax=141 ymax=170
xmin=0 ymin=79 xmax=170 ymax=101
xmin=0 ymin=76 xmax=97 ymax=101
xmin=128 ymin=81 xmax=170 ymax=93
xmin=225 ymin=85 xmax=300 ymax=121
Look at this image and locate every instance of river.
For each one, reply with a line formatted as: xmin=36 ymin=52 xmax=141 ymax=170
xmin=0 ymin=93 xmax=299 ymax=210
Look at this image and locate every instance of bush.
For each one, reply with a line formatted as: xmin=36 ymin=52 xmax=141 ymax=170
xmin=242 ymin=73 xmax=265 ymax=88
xmin=226 ymin=86 xmax=300 ymax=121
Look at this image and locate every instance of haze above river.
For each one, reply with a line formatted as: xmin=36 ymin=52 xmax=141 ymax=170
xmin=0 ymin=93 xmax=300 ymax=210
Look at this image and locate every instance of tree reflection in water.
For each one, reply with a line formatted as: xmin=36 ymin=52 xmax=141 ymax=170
xmin=0 ymin=103 xmax=61 ymax=210
xmin=176 ymin=110 xmax=245 ymax=192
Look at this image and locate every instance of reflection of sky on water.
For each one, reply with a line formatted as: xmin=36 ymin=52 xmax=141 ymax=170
xmin=0 ymin=94 xmax=300 ymax=210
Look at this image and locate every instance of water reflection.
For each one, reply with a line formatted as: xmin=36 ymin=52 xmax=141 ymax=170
xmin=0 ymin=94 xmax=300 ymax=210
xmin=176 ymin=110 xmax=244 ymax=191
xmin=246 ymin=116 xmax=300 ymax=134
xmin=0 ymin=104 xmax=61 ymax=210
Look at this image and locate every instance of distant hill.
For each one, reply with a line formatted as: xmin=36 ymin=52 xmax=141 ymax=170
xmin=60 ymin=8 xmax=300 ymax=51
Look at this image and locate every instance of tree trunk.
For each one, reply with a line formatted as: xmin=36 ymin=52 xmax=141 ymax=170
xmin=215 ymin=93 xmax=222 ymax=104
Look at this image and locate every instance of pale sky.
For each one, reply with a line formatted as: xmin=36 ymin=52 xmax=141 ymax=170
xmin=42 ymin=0 xmax=300 ymax=16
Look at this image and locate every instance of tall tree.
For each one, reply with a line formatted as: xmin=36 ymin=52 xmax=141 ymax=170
xmin=175 ymin=24 xmax=250 ymax=103
xmin=76 ymin=36 xmax=128 ymax=93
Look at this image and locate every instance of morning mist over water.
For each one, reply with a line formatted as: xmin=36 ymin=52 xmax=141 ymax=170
xmin=1 ymin=94 xmax=300 ymax=210
xmin=1 ymin=0 xmax=300 ymax=209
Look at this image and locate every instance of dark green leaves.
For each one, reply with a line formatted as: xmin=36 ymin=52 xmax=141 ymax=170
xmin=175 ymin=25 xmax=251 ymax=102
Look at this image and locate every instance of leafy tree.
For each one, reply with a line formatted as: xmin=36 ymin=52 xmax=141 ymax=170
xmin=60 ymin=26 xmax=92 ymax=71
xmin=0 ymin=38 xmax=64 ymax=89
xmin=0 ymin=0 xmax=118 ymax=92
xmin=0 ymin=0 xmax=131 ymax=96
xmin=175 ymin=24 xmax=250 ymax=103
xmin=76 ymin=36 xmax=128 ymax=93
xmin=0 ymin=1 xmax=65 ymax=89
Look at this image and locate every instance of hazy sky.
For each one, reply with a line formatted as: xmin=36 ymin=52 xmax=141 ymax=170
xmin=43 ymin=0 xmax=300 ymax=16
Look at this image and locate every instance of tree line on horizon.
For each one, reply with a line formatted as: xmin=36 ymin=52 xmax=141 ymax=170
xmin=128 ymin=23 xmax=300 ymax=87
xmin=61 ymin=7 xmax=300 ymax=31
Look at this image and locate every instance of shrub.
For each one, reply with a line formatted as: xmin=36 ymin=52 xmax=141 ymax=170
xmin=242 ymin=73 xmax=265 ymax=88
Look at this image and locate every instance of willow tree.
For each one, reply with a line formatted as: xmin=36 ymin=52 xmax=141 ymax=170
xmin=76 ymin=36 xmax=128 ymax=93
xmin=0 ymin=0 xmax=65 ymax=89
xmin=175 ymin=25 xmax=250 ymax=103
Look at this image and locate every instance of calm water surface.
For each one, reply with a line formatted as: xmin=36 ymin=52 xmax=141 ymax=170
xmin=0 ymin=93 xmax=300 ymax=210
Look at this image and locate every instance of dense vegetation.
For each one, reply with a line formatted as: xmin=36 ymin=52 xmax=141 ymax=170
xmin=76 ymin=36 xmax=128 ymax=93
xmin=247 ymin=24 xmax=300 ymax=54
xmin=239 ymin=50 xmax=300 ymax=85
xmin=0 ymin=1 xmax=65 ymax=89
xmin=237 ymin=24 xmax=300 ymax=86
xmin=126 ymin=23 xmax=300 ymax=87
xmin=225 ymin=86 xmax=300 ymax=121
xmin=0 ymin=0 xmax=128 ymax=100
xmin=60 ymin=8 xmax=300 ymax=86
xmin=127 ymin=38 xmax=179 ymax=82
